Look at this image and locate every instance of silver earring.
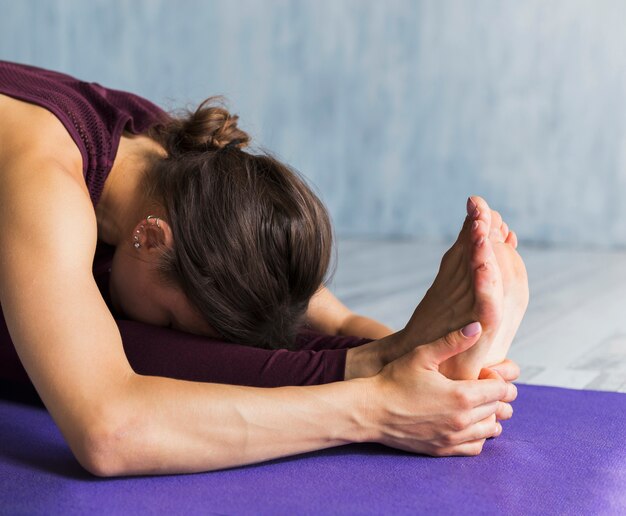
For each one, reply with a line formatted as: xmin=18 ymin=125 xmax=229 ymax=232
xmin=133 ymin=226 xmax=142 ymax=249
xmin=146 ymin=215 xmax=161 ymax=228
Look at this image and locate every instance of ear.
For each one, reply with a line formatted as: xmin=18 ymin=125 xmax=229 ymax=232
xmin=132 ymin=216 xmax=174 ymax=252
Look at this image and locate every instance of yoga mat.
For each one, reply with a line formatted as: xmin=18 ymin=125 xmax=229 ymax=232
xmin=0 ymin=383 xmax=624 ymax=515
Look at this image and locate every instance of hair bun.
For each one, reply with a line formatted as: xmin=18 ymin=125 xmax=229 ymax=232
xmin=174 ymin=97 xmax=251 ymax=153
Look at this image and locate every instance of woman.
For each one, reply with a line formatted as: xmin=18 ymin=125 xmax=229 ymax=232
xmin=0 ymin=60 xmax=528 ymax=476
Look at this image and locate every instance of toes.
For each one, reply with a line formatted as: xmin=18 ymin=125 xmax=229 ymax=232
xmin=467 ymin=196 xmax=492 ymax=233
xmin=505 ymin=230 xmax=518 ymax=249
xmin=469 ymin=219 xmax=492 ymax=269
xmin=491 ymin=210 xmax=503 ymax=232
xmin=471 ymin=234 xmax=503 ymax=331
xmin=501 ymin=221 xmax=509 ymax=240
xmin=489 ymin=210 xmax=505 ymax=243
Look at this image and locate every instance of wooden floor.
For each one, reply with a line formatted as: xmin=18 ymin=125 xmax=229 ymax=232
xmin=330 ymin=238 xmax=626 ymax=393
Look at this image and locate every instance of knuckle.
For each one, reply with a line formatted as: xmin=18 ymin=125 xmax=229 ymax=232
xmin=498 ymin=382 xmax=509 ymax=401
xmin=496 ymin=402 xmax=512 ymax=420
xmin=454 ymin=388 xmax=472 ymax=409
xmin=442 ymin=332 xmax=458 ymax=350
xmin=451 ymin=414 xmax=469 ymax=431
xmin=440 ymin=433 xmax=456 ymax=447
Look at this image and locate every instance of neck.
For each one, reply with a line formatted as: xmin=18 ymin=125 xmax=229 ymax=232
xmin=96 ymin=134 xmax=164 ymax=246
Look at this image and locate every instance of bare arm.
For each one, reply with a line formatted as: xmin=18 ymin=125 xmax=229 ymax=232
xmin=0 ymin=156 xmax=511 ymax=476
xmin=305 ymin=286 xmax=394 ymax=339
xmin=0 ymin=159 xmax=373 ymax=474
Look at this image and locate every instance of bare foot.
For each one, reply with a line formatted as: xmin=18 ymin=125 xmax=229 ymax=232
xmin=399 ymin=198 xmax=501 ymax=341
xmin=389 ymin=195 xmax=528 ymax=380
xmin=483 ymin=244 xmax=528 ymax=368
xmin=439 ymin=196 xmax=528 ymax=378
xmin=461 ymin=197 xmax=528 ymax=370
xmin=364 ymin=196 xmax=527 ymax=381
xmin=387 ymin=199 xmax=503 ymax=381
xmin=436 ymin=199 xmax=504 ymax=380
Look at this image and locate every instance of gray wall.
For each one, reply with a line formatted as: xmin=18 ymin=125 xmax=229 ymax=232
xmin=2 ymin=0 xmax=625 ymax=247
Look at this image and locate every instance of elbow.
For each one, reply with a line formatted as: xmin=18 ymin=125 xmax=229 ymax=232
xmin=71 ymin=408 xmax=134 ymax=478
xmin=78 ymin=432 xmax=122 ymax=478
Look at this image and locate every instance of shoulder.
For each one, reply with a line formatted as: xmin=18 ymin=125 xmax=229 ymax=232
xmin=0 ymin=93 xmax=83 ymax=180
xmin=0 ymin=107 xmax=97 ymax=275
xmin=0 ymin=93 xmax=94 ymax=244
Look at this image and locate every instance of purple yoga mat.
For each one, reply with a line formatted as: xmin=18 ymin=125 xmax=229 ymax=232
xmin=0 ymin=383 xmax=624 ymax=515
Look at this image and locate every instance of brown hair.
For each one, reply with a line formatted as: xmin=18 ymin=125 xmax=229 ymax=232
xmin=145 ymin=98 xmax=334 ymax=350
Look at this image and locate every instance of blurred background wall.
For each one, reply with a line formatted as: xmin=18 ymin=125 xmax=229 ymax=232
xmin=2 ymin=0 xmax=625 ymax=247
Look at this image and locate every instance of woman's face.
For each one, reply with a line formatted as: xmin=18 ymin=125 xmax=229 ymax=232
xmin=108 ymin=228 xmax=217 ymax=337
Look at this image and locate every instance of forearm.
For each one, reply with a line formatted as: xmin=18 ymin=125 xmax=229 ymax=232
xmin=344 ymin=330 xmax=407 ymax=380
xmin=100 ymin=373 xmax=372 ymax=476
xmin=338 ymin=313 xmax=394 ymax=340
xmin=339 ymin=316 xmax=399 ymax=381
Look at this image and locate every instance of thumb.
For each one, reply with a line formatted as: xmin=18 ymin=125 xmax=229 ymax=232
xmin=417 ymin=322 xmax=482 ymax=370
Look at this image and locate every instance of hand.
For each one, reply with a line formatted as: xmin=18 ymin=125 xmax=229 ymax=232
xmin=479 ymin=359 xmax=520 ymax=421
xmin=364 ymin=322 xmax=517 ymax=457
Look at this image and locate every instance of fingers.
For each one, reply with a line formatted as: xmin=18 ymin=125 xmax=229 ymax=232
xmin=437 ymin=439 xmax=489 ymax=456
xmin=433 ymin=399 xmax=508 ymax=456
xmin=495 ymin=401 xmax=514 ymax=421
xmin=455 ymin=376 xmax=515 ymax=407
xmin=477 ymin=368 xmax=518 ymax=402
xmin=472 ymin=369 xmax=517 ymax=421
xmin=465 ymin=397 xmax=512 ymax=422
xmin=481 ymin=359 xmax=520 ymax=382
xmin=416 ymin=322 xmax=482 ymax=370
xmin=467 ymin=400 xmax=500 ymax=424
xmin=470 ymin=397 xmax=514 ymax=421
xmin=447 ymin=414 xmax=502 ymax=446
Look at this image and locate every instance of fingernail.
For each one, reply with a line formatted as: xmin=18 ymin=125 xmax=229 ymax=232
xmin=461 ymin=322 xmax=481 ymax=337
xmin=473 ymin=208 xmax=480 ymax=219
xmin=472 ymin=220 xmax=479 ymax=231
xmin=476 ymin=236 xmax=485 ymax=247
xmin=496 ymin=423 xmax=502 ymax=436
xmin=467 ymin=197 xmax=477 ymax=215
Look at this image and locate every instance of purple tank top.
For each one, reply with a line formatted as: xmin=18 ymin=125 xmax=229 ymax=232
xmin=0 ymin=60 xmax=167 ymax=206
